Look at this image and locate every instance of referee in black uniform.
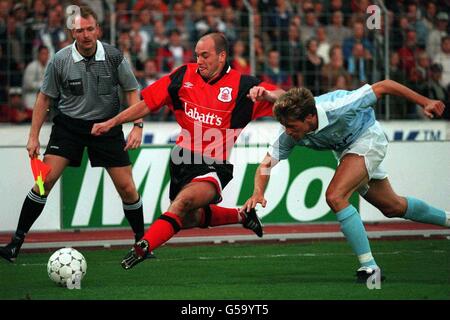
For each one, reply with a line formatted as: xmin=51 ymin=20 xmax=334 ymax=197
xmin=0 ymin=6 xmax=145 ymax=262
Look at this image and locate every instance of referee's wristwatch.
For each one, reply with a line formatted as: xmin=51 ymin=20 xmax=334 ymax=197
xmin=133 ymin=122 xmax=144 ymax=129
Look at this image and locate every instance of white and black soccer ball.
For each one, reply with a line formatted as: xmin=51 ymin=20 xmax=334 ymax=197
xmin=47 ymin=248 xmax=87 ymax=287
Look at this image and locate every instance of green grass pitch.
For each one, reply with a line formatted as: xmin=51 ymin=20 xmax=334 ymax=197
xmin=1 ymin=239 xmax=449 ymax=300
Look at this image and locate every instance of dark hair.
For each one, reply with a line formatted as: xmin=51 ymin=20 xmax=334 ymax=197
xmin=273 ymin=88 xmax=317 ymax=124
xmin=79 ymin=5 xmax=98 ymax=23
xmin=201 ymin=32 xmax=229 ymax=55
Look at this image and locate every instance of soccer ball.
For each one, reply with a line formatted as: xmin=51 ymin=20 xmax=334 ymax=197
xmin=47 ymin=248 xmax=87 ymax=287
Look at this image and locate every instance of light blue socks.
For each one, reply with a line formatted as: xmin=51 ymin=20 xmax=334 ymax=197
xmin=404 ymin=197 xmax=448 ymax=227
xmin=337 ymin=205 xmax=378 ymax=268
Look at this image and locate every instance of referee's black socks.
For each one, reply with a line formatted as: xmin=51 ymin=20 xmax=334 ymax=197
xmin=15 ymin=189 xmax=48 ymax=241
xmin=123 ymin=196 xmax=144 ymax=242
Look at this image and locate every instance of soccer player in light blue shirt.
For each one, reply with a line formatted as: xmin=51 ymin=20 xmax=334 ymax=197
xmin=241 ymin=80 xmax=448 ymax=282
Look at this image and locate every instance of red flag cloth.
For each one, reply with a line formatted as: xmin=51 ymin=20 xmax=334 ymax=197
xmin=30 ymin=157 xmax=51 ymax=181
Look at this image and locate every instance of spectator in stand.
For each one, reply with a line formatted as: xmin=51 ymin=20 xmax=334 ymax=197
xmin=346 ymin=43 xmax=373 ymax=88
xmin=138 ymin=58 xmax=160 ymax=90
xmin=280 ymin=23 xmax=304 ymax=87
xmin=266 ymin=0 xmax=293 ymax=43
xmin=301 ymin=9 xmax=319 ymax=46
xmin=0 ymin=87 xmax=30 ymax=123
xmin=422 ymin=2 xmax=438 ymax=33
xmin=22 ymin=45 xmax=49 ymax=117
xmin=414 ymin=52 xmax=431 ymax=83
xmin=427 ymin=12 xmax=449 ymax=60
xmin=0 ymin=0 xmax=10 ymax=32
xmin=316 ymin=26 xmax=331 ymax=64
xmin=327 ymin=0 xmax=352 ymax=20
xmin=230 ymin=40 xmax=251 ymax=75
xmin=11 ymin=3 xmax=27 ymax=52
xmin=253 ymin=35 xmax=266 ymax=78
xmin=130 ymin=17 xmax=150 ymax=64
xmin=24 ymin=0 xmax=47 ymax=63
xmin=147 ymin=20 xmax=168 ymax=60
xmin=137 ymin=58 xmax=171 ymax=121
xmin=3 ymin=15 xmax=25 ymax=87
xmin=313 ymin=1 xmax=327 ymax=25
xmin=38 ymin=9 xmax=66 ymax=57
xmin=157 ymin=29 xmax=193 ymax=74
xmin=398 ymin=28 xmax=422 ymax=77
xmin=331 ymin=74 xmax=351 ymax=91
xmin=165 ymin=1 xmax=195 ymax=45
xmin=321 ymin=44 xmax=352 ymax=92
xmin=129 ymin=32 xmax=146 ymax=78
xmin=194 ymin=4 xmax=226 ymax=39
xmin=420 ymin=63 xmax=448 ymax=119
xmin=433 ymin=36 xmax=450 ymax=89
xmin=134 ymin=0 xmax=168 ymax=22
xmin=138 ymin=9 xmax=154 ymax=48
xmin=222 ymin=6 xmax=238 ymax=44
xmin=262 ymin=49 xmax=292 ymax=91
xmin=405 ymin=2 xmax=428 ymax=49
xmin=325 ymin=11 xmax=352 ymax=46
xmin=251 ymin=12 xmax=272 ymax=54
xmin=387 ymin=51 xmax=416 ymax=119
xmin=301 ymin=38 xmax=323 ymax=95
xmin=342 ymin=21 xmax=373 ymax=63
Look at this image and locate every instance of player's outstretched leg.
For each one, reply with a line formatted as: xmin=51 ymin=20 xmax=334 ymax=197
xmin=121 ymin=239 xmax=155 ymax=270
xmin=242 ymin=208 xmax=263 ymax=237
xmin=403 ymin=197 xmax=449 ymax=227
xmin=121 ymin=212 xmax=182 ymax=270
xmin=198 ymin=205 xmax=263 ymax=237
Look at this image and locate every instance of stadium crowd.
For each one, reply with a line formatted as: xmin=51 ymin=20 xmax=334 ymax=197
xmin=0 ymin=0 xmax=449 ymax=123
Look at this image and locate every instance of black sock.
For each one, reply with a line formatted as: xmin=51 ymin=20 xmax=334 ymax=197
xmin=16 ymin=189 xmax=47 ymax=240
xmin=123 ymin=196 xmax=144 ymax=242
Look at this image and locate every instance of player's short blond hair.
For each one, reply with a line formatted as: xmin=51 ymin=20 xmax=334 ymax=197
xmin=273 ymin=87 xmax=317 ymax=124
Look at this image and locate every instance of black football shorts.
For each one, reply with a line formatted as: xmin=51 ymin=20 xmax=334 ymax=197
xmin=44 ymin=113 xmax=130 ymax=168
xmin=168 ymin=146 xmax=233 ymax=203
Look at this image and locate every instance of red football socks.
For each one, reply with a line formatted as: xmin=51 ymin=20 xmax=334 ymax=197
xmin=143 ymin=212 xmax=182 ymax=251
xmin=208 ymin=205 xmax=245 ymax=226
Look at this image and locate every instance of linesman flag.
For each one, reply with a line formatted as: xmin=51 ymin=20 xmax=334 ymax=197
xmin=30 ymin=157 xmax=51 ymax=196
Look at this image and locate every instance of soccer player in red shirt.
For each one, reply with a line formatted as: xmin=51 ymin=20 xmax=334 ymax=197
xmin=92 ymin=33 xmax=285 ymax=269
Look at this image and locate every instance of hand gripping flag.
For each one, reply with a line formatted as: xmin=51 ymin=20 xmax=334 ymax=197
xmin=30 ymin=157 xmax=51 ymax=196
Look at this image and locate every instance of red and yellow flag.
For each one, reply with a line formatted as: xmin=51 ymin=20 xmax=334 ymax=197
xmin=30 ymin=157 xmax=51 ymax=196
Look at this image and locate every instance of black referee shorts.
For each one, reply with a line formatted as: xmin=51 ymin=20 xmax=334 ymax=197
xmin=44 ymin=114 xmax=131 ymax=168
xmin=169 ymin=146 xmax=233 ymax=203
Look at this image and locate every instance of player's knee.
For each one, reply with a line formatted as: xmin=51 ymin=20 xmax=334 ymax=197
xmin=325 ymin=190 xmax=345 ymax=212
xmin=172 ymin=196 xmax=196 ymax=213
xmin=116 ymin=182 xmax=137 ymax=200
xmin=381 ymin=199 xmax=406 ymax=218
xmin=42 ymin=179 xmax=57 ymax=193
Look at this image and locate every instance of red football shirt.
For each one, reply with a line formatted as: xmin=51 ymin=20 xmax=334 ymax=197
xmin=141 ymin=63 xmax=277 ymax=160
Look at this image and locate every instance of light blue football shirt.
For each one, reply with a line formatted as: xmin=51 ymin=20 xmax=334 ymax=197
xmin=270 ymin=84 xmax=378 ymax=160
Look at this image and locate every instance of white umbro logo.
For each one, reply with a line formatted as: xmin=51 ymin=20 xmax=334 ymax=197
xmin=50 ymin=146 xmax=60 ymax=149
xmin=183 ymin=82 xmax=194 ymax=88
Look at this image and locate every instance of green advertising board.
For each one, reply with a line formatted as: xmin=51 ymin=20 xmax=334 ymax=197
xmin=62 ymin=146 xmax=358 ymax=229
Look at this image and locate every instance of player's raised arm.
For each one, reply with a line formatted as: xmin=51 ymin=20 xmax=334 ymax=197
xmin=371 ymin=79 xmax=446 ymax=118
xmin=241 ymin=153 xmax=279 ymax=213
xmin=91 ymin=100 xmax=149 ymax=136
xmin=247 ymin=86 xmax=285 ymax=103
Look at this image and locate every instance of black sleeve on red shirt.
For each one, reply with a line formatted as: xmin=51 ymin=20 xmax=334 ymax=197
xmin=230 ymin=75 xmax=262 ymax=128
xmin=168 ymin=65 xmax=188 ymax=111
